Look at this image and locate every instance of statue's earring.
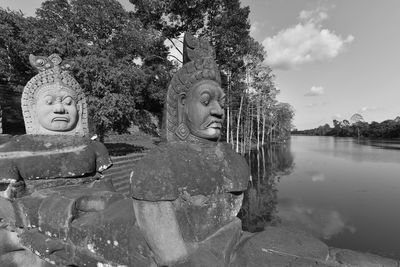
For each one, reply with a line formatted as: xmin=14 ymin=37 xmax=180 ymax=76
xmin=175 ymin=123 xmax=190 ymax=140
xmin=75 ymin=102 xmax=82 ymax=134
xmin=31 ymin=103 xmax=39 ymax=134
xmin=176 ymin=92 xmax=190 ymax=140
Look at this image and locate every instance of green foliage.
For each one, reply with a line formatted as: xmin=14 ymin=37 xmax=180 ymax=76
xmin=0 ymin=8 xmax=34 ymax=84
xmin=0 ymin=0 xmax=173 ymax=137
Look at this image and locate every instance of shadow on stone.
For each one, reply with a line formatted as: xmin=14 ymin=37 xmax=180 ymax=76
xmin=105 ymin=142 xmax=146 ymax=156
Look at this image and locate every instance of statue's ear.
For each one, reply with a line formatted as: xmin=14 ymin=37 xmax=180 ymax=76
xmin=31 ymin=103 xmax=37 ymax=121
xmin=76 ymin=101 xmax=81 ymax=113
xmin=177 ymin=93 xmax=186 ymax=124
xmin=29 ymin=102 xmax=39 ymax=134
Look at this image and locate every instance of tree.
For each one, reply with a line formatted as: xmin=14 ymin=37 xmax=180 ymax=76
xmin=0 ymin=8 xmax=34 ymax=85
xmin=350 ymin=113 xmax=364 ymax=138
xmin=1 ymin=0 xmax=173 ymax=138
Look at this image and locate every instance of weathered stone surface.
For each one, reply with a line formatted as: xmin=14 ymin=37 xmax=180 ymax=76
xmin=18 ymin=197 xmax=153 ymax=267
xmin=330 ymin=248 xmax=399 ymax=267
xmin=175 ymin=192 xmax=244 ymax=242
xmin=0 ymin=134 xmax=11 ymax=144
xmin=131 ymin=141 xmax=249 ymax=201
xmin=0 ymin=249 xmax=55 ymax=267
xmin=0 ymin=135 xmax=111 ymax=183
xmin=69 ymin=199 xmax=149 ymax=266
xmin=232 ymin=226 xmax=330 ymax=267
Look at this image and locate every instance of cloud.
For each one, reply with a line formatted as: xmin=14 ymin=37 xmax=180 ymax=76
xmin=358 ymin=106 xmax=383 ymax=113
xmin=305 ymin=86 xmax=325 ymax=96
xmin=263 ymin=9 xmax=354 ymax=70
xmin=306 ymin=102 xmax=328 ymax=108
xmin=299 ymin=10 xmax=328 ymax=23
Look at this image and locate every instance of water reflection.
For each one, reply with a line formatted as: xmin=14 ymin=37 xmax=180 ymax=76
xmin=271 ymin=136 xmax=400 ymax=259
xmin=238 ymin=143 xmax=294 ymax=232
xmin=307 ymin=171 xmax=326 ymax=182
xmin=278 ymin=199 xmax=356 ymax=240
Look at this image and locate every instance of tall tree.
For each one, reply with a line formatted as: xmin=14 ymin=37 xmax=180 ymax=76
xmin=0 ymin=8 xmax=34 ymax=85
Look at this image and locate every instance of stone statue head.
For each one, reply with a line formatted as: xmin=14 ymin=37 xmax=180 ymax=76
xmin=22 ymin=54 xmax=89 ymax=135
xmin=164 ymin=33 xmax=225 ymax=143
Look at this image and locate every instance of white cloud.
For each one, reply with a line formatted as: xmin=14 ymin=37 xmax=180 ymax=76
xmin=299 ymin=10 xmax=328 ymax=23
xmin=306 ymin=102 xmax=328 ymax=108
xmin=358 ymin=106 xmax=383 ymax=113
xmin=263 ymin=9 xmax=354 ymax=70
xmin=305 ymin=86 xmax=325 ymax=96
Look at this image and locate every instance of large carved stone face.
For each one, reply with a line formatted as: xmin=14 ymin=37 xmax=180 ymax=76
xmin=34 ymin=86 xmax=79 ymax=133
xmin=182 ymin=80 xmax=225 ymax=141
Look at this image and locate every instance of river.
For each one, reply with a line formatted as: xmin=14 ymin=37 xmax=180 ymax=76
xmin=238 ymin=135 xmax=400 ymax=259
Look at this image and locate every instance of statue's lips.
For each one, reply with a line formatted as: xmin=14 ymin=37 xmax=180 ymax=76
xmin=207 ymin=121 xmax=222 ymax=129
xmin=52 ymin=117 xmax=69 ymax=123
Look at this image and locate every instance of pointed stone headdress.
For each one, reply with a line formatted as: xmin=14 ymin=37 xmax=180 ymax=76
xmin=164 ymin=33 xmax=221 ymax=142
xmin=21 ymin=54 xmax=89 ymax=135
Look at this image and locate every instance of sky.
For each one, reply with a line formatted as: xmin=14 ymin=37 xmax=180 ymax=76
xmin=241 ymin=0 xmax=400 ymax=129
xmin=2 ymin=0 xmax=400 ymax=130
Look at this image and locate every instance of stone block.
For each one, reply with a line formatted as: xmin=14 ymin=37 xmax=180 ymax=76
xmin=232 ymin=226 xmax=330 ymax=267
xmin=330 ymin=248 xmax=399 ymax=267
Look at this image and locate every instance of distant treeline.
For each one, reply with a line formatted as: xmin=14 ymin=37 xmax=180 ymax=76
xmin=292 ymin=117 xmax=400 ymax=139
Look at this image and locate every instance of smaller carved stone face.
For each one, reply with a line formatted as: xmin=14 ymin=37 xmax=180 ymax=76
xmin=183 ymin=80 xmax=225 ymax=141
xmin=34 ymin=86 xmax=79 ymax=133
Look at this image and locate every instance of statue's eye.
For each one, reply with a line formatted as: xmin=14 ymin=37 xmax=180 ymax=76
xmin=36 ymin=59 xmax=44 ymax=66
xmin=63 ymin=96 xmax=72 ymax=105
xmin=219 ymin=97 xmax=226 ymax=108
xmin=200 ymin=93 xmax=211 ymax=106
xmin=44 ymin=96 xmax=53 ymax=105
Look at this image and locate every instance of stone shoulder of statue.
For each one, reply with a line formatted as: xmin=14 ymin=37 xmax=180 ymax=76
xmin=0 ymin=135 xmax=112 ymax=198
xmin=0 ymin=135 xmax=111 ymax=179
xmin=130 ymin=141 xmax=249 ymax=201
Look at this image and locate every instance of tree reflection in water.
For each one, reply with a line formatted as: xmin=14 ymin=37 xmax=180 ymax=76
xmin=238 ymin=142 xmax=294 ymax=232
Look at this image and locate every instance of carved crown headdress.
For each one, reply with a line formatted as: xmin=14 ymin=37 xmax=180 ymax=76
xmin=164 ymin=33 xmax=221 ymax=142
xmin=21 ymin=54 xmax=89 ymax=135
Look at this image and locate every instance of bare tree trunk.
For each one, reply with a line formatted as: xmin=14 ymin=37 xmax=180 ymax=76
xmin=226 ymin=71 xmax=231 ymax=143
xmin=230 ymin=121 xmax=234 ymax=149
xmin=249 ymin=103 xmax=253 ymax=156
xmin=261 ymin=109 xmax=266 ymax=145
xmin=236 ymin=94 xmax=244 ymax=152
xmin=256 ymin=99 xmax=260 ymax=149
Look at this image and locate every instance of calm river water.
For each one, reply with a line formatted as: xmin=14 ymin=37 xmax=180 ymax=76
xmin=238 ymin=135 xmax=400 ymax=259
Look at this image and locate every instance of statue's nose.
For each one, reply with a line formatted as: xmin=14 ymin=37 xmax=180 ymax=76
xmin=210 ymin=102 xmax=224 ymax=118
xmin=53 ymin=102 xmax=65 ymax=113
